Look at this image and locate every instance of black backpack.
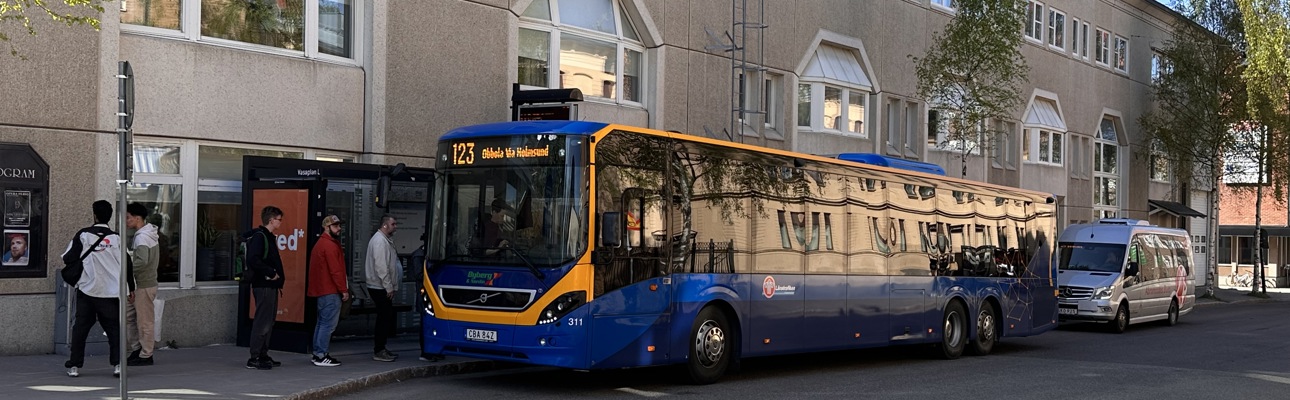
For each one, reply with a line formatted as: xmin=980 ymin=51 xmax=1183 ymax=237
xmin=60 ymin=232 xmax=107 ymax=286
xmin=234 ymin=230 xmax=269 ymax=281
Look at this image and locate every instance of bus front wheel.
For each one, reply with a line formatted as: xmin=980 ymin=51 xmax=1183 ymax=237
xmin=938 ymin=301 xmax=966 ymax=359
xmin=686 ymin=306 xmax=731 ymax=384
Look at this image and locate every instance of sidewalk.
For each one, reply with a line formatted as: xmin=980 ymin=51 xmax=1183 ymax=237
xmin=2 ymin=334 xmax=493 ymax=400
xmin=6 ymin=285 xmax=1286 ymax=400
xmin=1196 ymin=284 xmax=1290 ymax=305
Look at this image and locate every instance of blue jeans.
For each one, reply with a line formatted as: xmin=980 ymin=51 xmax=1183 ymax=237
xmin=313 ymin=294 xmax=341 ymax=357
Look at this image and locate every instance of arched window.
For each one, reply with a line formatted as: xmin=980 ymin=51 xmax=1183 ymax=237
xmin=1093 ymin=116 xmax=1121 ymax=219
xmin=518 ymin=0 xmax=646 ymax=104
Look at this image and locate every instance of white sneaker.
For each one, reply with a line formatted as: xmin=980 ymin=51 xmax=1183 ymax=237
xmin=113 ymin=365 xmax=121 ymax=377
xmin=66 ymin=367 xmax=79 ymax=377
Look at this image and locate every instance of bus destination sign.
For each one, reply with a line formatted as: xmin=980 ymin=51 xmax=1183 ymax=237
xmin=447 ymin=136 xmax=566 ymax=167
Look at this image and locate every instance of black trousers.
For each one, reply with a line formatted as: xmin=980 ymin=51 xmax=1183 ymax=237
xmin=66 ymin=290 xmax=122 ymax=368
xmin=249 ymin=287 xmax=279 ymax=358
xmin=369 ymin=288 xmax=396 ymax=352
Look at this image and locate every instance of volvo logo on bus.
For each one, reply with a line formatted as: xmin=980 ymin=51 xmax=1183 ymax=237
xmin=468 ymin=292 xmax=502 ymax=305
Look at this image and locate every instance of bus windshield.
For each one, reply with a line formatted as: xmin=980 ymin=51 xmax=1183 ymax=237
xmin=430 ymin=136 xmax=589 ymax=268
xmin=1058 ymin=243 xmax=1127 ymax=273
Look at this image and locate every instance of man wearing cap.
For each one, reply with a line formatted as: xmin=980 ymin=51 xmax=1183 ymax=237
xmin=307 ymin=215 xmax=349 ymax=367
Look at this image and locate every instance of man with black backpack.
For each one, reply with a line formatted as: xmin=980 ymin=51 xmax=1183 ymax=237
xmin=62 ymin=200 xmax=135 ymax=378
xmin=244 ymin=206 xmax=285 ymax=370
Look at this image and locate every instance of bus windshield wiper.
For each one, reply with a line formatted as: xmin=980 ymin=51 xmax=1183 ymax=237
xmin=503 ymin=247 xmax=547 ymax=282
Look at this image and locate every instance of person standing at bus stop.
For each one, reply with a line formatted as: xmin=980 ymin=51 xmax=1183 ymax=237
xmin=308 ymin=215 xmax=349 ymax=367
xmin=246 ymin=206 xmax=285 ymax=370
xmin=365 ymin=215 xmax=403 ymax=362
xmin=125 ymin=202 xmax=160 ymax=366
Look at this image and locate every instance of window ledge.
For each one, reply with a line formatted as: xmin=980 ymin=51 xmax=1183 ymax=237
xmin=801 ymin=128 xmax=868 ymax=140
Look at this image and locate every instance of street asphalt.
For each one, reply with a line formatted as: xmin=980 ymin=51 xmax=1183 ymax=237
xmin=3 ymin=284 xmax=1285 ymax=400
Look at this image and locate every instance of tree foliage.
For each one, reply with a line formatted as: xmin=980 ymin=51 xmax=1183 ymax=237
xmin=0 ymin=0 xmax=105 ymax=58
xmin=1139 ymin=0 xmax=1248 ymax=190
xmin=913 ymin=0 xmax=1030 ymax=178
xmin=1234 ymin=0 xmax=1290 ymax=199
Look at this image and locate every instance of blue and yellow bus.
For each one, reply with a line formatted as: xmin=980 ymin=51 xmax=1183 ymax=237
xmin=422 ymin=121 xmax=1057 ymax=383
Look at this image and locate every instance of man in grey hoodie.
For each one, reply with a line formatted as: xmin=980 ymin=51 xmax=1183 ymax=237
xmin=365 ymin=215 xmax=403 ymax=362
xmin=125 ymin=202 xmax=160 ymax=366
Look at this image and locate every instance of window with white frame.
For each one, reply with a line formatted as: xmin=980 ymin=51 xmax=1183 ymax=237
xmin=928 ymin=109 xmax=982 ymax=154
xmin=1095 ymin=28 xmax=1110 ymax=65
xmin=885 ymin=97 xmax=921 ymax=158
xmin=932 ymin=0 xmax=955 ymax=10
xmin=765 ymin=74 xmax=782 ymax=133
xmin=519 ymin=0 xmax=646 ymax=104
xmin=797 ymin=44 xmax=872 ymax=137
xmin=1151 ymin=52 xmax=1172 ymax=82
xmin=1114 ymin=35 xmax=1128 ymax=72
xmin=1094 ymin=117 xmax=1121 ymax=218
xmin=122 ymin=0 xmax=358 ymax=60
xmin=1150 ymin=140 xmax=1169 ymax=182
xmin=992 ymin=120 xmax=1018 ymax=169
xmin=1022 ymin=98 xmax=1065 ymax=166
xmin=1070 ymin=17 xmax=1080 ymax=54
xmin=1079 ymin=21 xmax=1090 ymax=59
xmin=1047 ymin=8 xmax=1065 ymax=49
xmin=1025 ymin=1 xmax=1044 ymax=41
xmin=744 ymin=72 xmax=782 ymax=134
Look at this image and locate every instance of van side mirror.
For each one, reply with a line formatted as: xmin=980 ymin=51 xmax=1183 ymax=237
xmin=600 ymin=212 xmax=622 ymax=248
xmin=1125 ymin=261 xmax=1139 ymax=277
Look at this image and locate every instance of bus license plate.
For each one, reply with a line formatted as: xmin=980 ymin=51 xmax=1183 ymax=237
xmin=1058 ymin=308 xmax=1078 ymax=316
xmin=466 ymin=328 xmax=497 ymax=342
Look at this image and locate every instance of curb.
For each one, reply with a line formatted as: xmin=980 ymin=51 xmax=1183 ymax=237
xmin=286 ymin=360 xmax=496 ymax=400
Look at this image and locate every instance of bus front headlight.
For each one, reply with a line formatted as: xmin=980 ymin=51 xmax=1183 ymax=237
xmin=421 ymin=288 xmax=434 ymax=317
xmin=537 ymin=291 xmax=586 ymax=325
xmin=1092 ymin=286 xmax=1113 ymax=300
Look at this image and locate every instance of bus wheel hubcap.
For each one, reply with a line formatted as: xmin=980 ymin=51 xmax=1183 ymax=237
xmin=979 ymin=312 xmax=994 ymax=342
xmin=696 ymin=320 xmax=725 ymax=366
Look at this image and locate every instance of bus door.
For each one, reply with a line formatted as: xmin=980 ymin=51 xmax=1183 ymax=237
xmin=591 ymin=187 xmax=673 ymax=363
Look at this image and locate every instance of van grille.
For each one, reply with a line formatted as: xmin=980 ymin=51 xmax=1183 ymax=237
xmin=1058 ymin=285 xmax=1094 ymax=300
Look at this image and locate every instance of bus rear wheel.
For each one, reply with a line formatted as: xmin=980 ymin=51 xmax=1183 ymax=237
xmin=968 ymin=302 xmax=997 ymax=356
xmin=686 ymin=306 xmax=731 ymax=384
xmin=938 ymin=301 xmax=966 ymax=359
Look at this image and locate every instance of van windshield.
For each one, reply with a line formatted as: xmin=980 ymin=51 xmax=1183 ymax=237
xmin=1058 ymin=243 xmax=1127 ymax=273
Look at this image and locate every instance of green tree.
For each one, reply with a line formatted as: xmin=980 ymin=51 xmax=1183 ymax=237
xmin=1139 ymin=0 xmax=1248 ymax=295
xmin=913 ymin=0 xmax=1030 ymax=178
xmin=1234 ymin=0 xmax=1290 ymax=295
xmin=0 ymin=0 xmax=105 ymax=58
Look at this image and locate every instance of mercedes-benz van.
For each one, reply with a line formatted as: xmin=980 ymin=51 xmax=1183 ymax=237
xmin=1056 ymin=219 xmax=1195 ymax=333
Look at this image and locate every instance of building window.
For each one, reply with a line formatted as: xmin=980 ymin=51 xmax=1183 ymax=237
xmin=1047 ymin=8 xmax=1065 ymax=49
xmin=797 ymin=44 xmax=873 ymax=137
xmin=993 ymin=120 xmax=1017 ymax=169
xmin=885 ymin=97 xmax=920 ymax=158
xmin=1033 ymin=129 xmax=1063 ymax=164
xmin=1023 ymin=97 xmax=1065 ymax=166
xmin=1095 ymin=28 xmax=1110 ymax=65
xmin=1025 ymin=1 xmax=1044 ymax=42
xmin=122 ymin=0 xmax=181 ymax=29
xmin=1079 ymin=22 xmax=1090 ymax=59
xmin=1094 ymin=117 xmax=1121 ymax=217
xmin=928 ymin=109 xmax=981 ymax=154
xmin=1150 ymin=52 xmax=1172 ymax=82
xmin=122 ymin=0 xmax=359 ymax=61
xmin=1150 ymin=141 xmax=1169 ymax=182
xmin=932 ymin=0 xmax=955 ymax=11
xmin=1113 ymin=35 xmax=1128 ymax=72
xmin=764 ymin=73 xmax=782 ymax=134
xmin=519 ymin=0 xmax=646 ymax=104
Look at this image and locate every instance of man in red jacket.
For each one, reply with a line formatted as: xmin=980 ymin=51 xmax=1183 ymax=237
xmin=308 ymin=215 xmax=349 ymax=367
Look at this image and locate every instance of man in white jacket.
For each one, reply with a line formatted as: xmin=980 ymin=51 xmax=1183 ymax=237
xmin=63 ymin=200 xmax=134 ymax=378
xmin=365 ymin=215 xmax=403 ymax=362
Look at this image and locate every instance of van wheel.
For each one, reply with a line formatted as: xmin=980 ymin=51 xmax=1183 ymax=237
xmin=1107 ymin=302 xmax=1129 ymax=334
xmin=938 ymin=301 xmax=966 ymax=359
xmin=686 ymin=306 xmax=731 ymax=384
xmin=1166 ymin=299 xmax=1179 ymax=326
xmin=968 ymin=302 xmax=997 ymax=356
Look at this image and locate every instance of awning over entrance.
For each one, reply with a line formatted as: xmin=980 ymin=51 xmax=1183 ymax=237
xmin=1219 ymin=225 xmax=1290 ymax=237
xmin=1148 ymin=199 xmax=1206 ymax=218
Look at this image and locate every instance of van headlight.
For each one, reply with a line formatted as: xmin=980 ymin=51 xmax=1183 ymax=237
xmin=537 ymin=291 xmax=585 ymax=325
xmin=1092 ymin=286 xmax=1113 ymax=299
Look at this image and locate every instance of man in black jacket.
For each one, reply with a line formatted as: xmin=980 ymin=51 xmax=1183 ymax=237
xmin=245 ymin=206 xmax=285 ymax=370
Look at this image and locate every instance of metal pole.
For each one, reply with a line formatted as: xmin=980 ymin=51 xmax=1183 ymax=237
xmin=116 ymin=61 xmax=132 ymax=400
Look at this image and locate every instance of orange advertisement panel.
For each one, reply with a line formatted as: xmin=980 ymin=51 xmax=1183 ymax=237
xmin=249 ymin=188 xmax=310 ymax=324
